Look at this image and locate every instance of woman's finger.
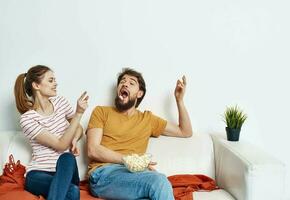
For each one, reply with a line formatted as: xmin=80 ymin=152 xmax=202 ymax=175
xmin=79 ymin=91 xmax=87 ymax=101
xmin=83 ymin=95 xmax=89 ymax=101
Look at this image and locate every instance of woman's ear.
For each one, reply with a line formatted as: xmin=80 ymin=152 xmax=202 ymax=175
xmin=32 ymin=82 xmax=40 ymax=90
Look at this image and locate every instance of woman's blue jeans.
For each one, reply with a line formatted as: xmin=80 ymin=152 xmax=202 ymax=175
xmin=25 ymin=153 xmax=80 ymax=200
xmin=89 ymin=164 xmax=174 ymax=200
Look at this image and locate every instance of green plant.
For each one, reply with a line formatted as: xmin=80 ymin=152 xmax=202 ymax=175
xmin=223 ymin=105 xmax=247 ymax=129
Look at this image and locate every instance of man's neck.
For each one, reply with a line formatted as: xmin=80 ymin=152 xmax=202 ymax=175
xmin=120 ymin=107 xmax=137 ymax=117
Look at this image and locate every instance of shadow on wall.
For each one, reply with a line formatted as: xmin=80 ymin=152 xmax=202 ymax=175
xmin=163 ymin=92 xmax=176 ymax=123
xmin=9 ymin=100 xmax=21 ymax=131
xmin=109 ymin=84 xmax=117 ymax=106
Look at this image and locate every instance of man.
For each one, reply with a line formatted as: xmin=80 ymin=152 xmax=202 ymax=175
xmin=86 ymin=68 xmax=192 ymax=200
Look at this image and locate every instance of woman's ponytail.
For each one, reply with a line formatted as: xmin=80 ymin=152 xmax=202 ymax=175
xmin=14 ymin=73 xmax=32 ymax=114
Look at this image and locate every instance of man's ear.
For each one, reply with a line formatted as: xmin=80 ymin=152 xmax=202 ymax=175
xmin=137 ymin=90 xmax=144 ymax=98
xmin=32 ymin=82 xmax=40 ymax=90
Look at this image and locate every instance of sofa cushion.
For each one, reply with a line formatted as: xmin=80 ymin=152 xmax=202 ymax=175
xmin=147 ymin=134 xmax=215 ymax=178
xmin=5 ymin=133 xmax=32 ymax=168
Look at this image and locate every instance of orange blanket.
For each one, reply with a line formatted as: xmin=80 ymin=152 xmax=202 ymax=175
xmin=168 ymin=174 xmax=219 ymax=200
xmin=0 ymin=155 xmax=101 ymax=200
xmin=0 ymin=155 xmax=44 ymax=200
xmin=0 ymin=154 xmax=25 ymax=191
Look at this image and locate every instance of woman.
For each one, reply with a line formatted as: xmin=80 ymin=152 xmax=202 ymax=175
xmin=14 ymin=65 xmax=89 ymax=200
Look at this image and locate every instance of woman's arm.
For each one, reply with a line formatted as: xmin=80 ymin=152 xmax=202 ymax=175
xmin=34 ymin=92 xmax=89 ymax=152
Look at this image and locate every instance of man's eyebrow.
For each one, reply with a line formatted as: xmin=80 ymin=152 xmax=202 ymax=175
xmin=129 ymin=78 xmax=137 ymax=83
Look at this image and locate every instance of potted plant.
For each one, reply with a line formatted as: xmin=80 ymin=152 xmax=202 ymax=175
xmin=223 ymin=105 xmax=247 ymax=141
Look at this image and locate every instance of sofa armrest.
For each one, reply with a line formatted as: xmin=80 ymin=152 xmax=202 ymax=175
xmin=211 ymin=135 xmax=286 ymax=200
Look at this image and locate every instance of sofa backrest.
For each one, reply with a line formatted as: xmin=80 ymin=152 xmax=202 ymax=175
xmin=147 ymin=134 xmax=215 ymax=178
xmin=0 ymin=131 xmax=215 ymax=180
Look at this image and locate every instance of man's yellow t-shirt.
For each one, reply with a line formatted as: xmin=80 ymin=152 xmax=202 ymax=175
xmin=87 ymin=106 xmax=167 ymax=174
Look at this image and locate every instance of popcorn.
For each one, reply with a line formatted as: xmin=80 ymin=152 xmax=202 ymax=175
xmin=122 ymin=153 xmax=152 ymax=172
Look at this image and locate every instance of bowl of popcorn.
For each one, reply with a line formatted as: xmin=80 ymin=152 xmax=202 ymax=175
xmin=122 ymin=153 xmax=152 ymax=173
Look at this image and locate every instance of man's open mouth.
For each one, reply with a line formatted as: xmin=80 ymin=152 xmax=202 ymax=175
xmin=119 ymin=89 xmax=129 ymax=100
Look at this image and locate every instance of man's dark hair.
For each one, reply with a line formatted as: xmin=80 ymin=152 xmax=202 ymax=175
xmin=117 ymin=68 xmax=146 ymax=107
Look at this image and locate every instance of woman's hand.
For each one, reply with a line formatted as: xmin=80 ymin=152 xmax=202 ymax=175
xmin=76 ymin=91 xmax=89 ymax=114
xmin=70 ymin=138 xmax=80 ymax=157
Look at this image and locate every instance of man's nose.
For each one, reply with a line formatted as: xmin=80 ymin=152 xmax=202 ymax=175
xmin=122 ymin=82 xmax=129 ymax=87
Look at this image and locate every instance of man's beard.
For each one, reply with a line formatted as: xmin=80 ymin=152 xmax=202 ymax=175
xmin=114 ymin=95 xmax=136 ymax=112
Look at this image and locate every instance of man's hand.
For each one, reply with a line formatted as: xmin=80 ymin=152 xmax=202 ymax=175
xmin=148 ymin=161 xmax=157 ymax=171
xmin=70 ymin=138 xmax=80 ymax=157
xmin=174 ymin=75 xmax=187 ymax=102
xmin=122 ymin=154 xmax=152 ymax=172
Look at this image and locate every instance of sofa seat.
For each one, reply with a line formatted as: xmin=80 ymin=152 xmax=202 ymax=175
xmin=194 ymin=189 xmax=235 ymax=200
xmin=0 ymin=131 xmax=286 ymax=200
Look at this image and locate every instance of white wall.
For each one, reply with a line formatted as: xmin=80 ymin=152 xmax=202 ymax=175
xmin=1 ymin=0 xmax=289 ymax=199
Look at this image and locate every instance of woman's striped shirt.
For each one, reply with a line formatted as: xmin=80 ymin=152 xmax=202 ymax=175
xmin=20 ymin=96 xmax=74 ymax=173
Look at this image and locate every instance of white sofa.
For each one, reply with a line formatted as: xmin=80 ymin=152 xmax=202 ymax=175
xmin=0 ymin=131 xmax=286 ymax=200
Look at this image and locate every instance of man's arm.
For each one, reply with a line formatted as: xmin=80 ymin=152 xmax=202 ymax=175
xmin=87 ymin=128 xmax=124 ymax=164
xmin=162 ymin=76 xmax=193 ymax=138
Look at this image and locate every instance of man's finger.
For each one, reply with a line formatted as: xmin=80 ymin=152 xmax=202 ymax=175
xmin=182 ymin=75 xmax=186 ymax=85
xmin=149 ymin=161 xmax=157 ymax=165
xmin=176 ymin=80 xmax=182 ymax=87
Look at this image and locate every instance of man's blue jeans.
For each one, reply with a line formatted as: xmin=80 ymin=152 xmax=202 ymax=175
xmin=89 ymin=164 xmax=174 ymax=200
xmin=25 ymin=153 xmax=80 ymax=200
